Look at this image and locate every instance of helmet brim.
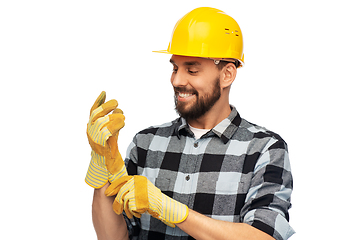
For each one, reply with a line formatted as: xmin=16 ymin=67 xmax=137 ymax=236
xmin=152 ymin=50 xmax=170 ymax=54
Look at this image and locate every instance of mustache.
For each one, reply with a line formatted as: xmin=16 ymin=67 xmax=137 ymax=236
xmin=173 ymin=87 xmax=198 ymax=95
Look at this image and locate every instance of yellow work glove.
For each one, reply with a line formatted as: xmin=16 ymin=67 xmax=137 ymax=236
xmin=105 ymin=176 xmax=189 ymax=227
xmin=85 ymin=91 xmax=127 ymax=188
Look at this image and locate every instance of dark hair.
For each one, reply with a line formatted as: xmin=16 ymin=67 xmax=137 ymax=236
xmin=216 ymin=60 xmax=241 ymax=70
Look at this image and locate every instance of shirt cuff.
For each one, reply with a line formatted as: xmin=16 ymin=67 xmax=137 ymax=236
xmin=243 ymin=209 xmax=295 ymax=240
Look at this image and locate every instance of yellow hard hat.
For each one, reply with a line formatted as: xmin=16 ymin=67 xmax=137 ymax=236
xmin=154 ymin=7 xmax=244 ymax=67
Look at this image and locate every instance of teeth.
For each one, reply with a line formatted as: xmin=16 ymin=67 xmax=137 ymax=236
xmin=179 ymin=92 xmax=193 ymax=98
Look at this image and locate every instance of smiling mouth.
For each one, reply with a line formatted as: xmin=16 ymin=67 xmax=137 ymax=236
xmin=175 ymin=92 xmax=196 ymax=103
xmin=178 ymin=92 xmax=195 ymax=98
xmin=174 ymin=87 xmax=198 ymax=102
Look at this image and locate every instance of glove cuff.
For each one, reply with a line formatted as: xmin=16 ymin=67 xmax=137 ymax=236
xmin=162 ymin=195 xmax=189 ymax=225
xmin=145 ymin=177 xmax=189 ymax=227
xmin=85 ymin=152 xmax=109 ymax=189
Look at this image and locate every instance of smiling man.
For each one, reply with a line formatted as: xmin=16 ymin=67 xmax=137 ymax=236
xmin=170 ymin=55 xmax=234 ymax=130
xmin=87 ymin=7 xmax=295 ymax=240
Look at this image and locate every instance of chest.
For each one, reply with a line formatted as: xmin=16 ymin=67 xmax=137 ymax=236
xmin=138 ymin=136 xmax=256 ymax=219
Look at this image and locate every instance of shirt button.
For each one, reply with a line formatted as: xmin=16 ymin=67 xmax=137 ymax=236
xmin=194 ymin=142 xmax=198 ymax=148
xmin=185 ymin=175 xmax=190 ymax=181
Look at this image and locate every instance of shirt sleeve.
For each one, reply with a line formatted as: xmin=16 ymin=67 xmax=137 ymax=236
xmin=122 ymin=138 xmax=140 ymax=239
xmin=123 ymin=213 xmax=141 ymax=240
xmin=125 ymin=137 xmax=138 ymax=175
xmin=241 ymin=136 xmax=295 ymax=240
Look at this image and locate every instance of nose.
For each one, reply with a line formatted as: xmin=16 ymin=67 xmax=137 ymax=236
xmin=171 ymin=68 xmax=188 ymax=88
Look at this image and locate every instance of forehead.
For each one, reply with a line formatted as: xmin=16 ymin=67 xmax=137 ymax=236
xmin=169 ymin=55 xmax=212 ymax=66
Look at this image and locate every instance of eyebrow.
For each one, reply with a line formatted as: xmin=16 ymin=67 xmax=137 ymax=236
xmin=170 ymin=59 xmax=201 ymax=66
xmin=184 ymin=61 xmax=201 ymax=66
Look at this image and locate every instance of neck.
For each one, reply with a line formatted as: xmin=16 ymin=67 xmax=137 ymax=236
xmin=187 ymin=95 xmax=231 ymax=129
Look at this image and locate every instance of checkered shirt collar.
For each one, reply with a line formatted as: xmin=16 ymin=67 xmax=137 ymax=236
xmin=174 ymin=105 xmax=242 ymax=144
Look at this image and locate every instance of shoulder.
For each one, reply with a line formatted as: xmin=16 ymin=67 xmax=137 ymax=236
xmin=132 ymin=118 xmax=180 ymax=145
xmin=238 ymin=119 xmax=292 ymax=178
xmin=239 ymin=118 xmax=287 ymax=146
xmin=136 ymin=118 xmax=179 ymax=136
xmin=231 ymin=119 xmax=288 ymax=160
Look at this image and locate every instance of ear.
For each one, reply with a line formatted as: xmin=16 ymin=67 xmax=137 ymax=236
xmin=220 ymin=63 xmax=237 ymax=89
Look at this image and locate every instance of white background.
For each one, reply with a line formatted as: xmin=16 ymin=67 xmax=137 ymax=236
xmin=1 ymin=0 xmax=350 ymax=239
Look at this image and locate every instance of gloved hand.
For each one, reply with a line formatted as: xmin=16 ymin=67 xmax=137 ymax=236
xmin=85 ymin=91 xmax=127 ymax=188
xmin=105 ymin=175 xmax=189 ymax=227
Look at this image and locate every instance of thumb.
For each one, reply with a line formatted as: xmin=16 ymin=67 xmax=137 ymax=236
xmin=112 ymin=199 xmax=124 ymax=215
xmin=105 ymin=176 xmax=132 ymax=196
xmin=90 ymin=99 xmax=118 ymax=123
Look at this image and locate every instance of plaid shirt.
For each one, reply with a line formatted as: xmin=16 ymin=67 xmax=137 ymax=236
xmin=124 ymin=106 xmax=294 ymax=240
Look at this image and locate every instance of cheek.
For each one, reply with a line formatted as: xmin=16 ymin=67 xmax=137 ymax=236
xmin=196 ymin=76 xmax=220 ymax=95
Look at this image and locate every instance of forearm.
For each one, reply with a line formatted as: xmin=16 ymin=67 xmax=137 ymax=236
xmin=176 ymin=209 xmax=274 ymax=240
xmin=92 ymin=183 xmax=129 ymax=240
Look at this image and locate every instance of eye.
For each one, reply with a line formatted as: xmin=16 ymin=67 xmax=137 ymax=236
xmin=187 ymin=69 xmax=198 ymax=74
xmin=171 ymin=63 xmax=178 ymax=73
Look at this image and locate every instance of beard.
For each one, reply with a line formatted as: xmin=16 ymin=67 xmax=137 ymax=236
xmin=174 ymin=77 xmax=221 ymax=121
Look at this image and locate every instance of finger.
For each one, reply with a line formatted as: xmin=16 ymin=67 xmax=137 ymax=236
xmin=101 ymin=99 xmax=119 ymax=115
xmin=92 ymin=113 xmax=124 ymax=138
xmin=105 ymin=175 xmax=131 ymax=196
xmin=116 ymin=178 xmax=134 ymax=201
xmin=90 ymin=91 xmax=106 ymax=116
xmin=91 ymin=99 xmax=118 ymax=123
xmin=105 ymin=175 xmax=132 ymax=196
xmin=132 ymin=210 xmax=142 ymax=218
xmin=112 ymin=108 xmax=124 ymax=114
xmin=123 ymin=191 xmax=142 ymax=218
xmin=112 ymin=199 xmax=124 ymax=215
xmin=124 ymin=198 xmax=134 ymax=219
xmin=106 ymin=114 xmax=125 ymax=136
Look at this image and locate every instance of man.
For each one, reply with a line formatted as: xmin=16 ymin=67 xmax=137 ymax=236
xmin=85 ymin=7 xmax=294 ymax=240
